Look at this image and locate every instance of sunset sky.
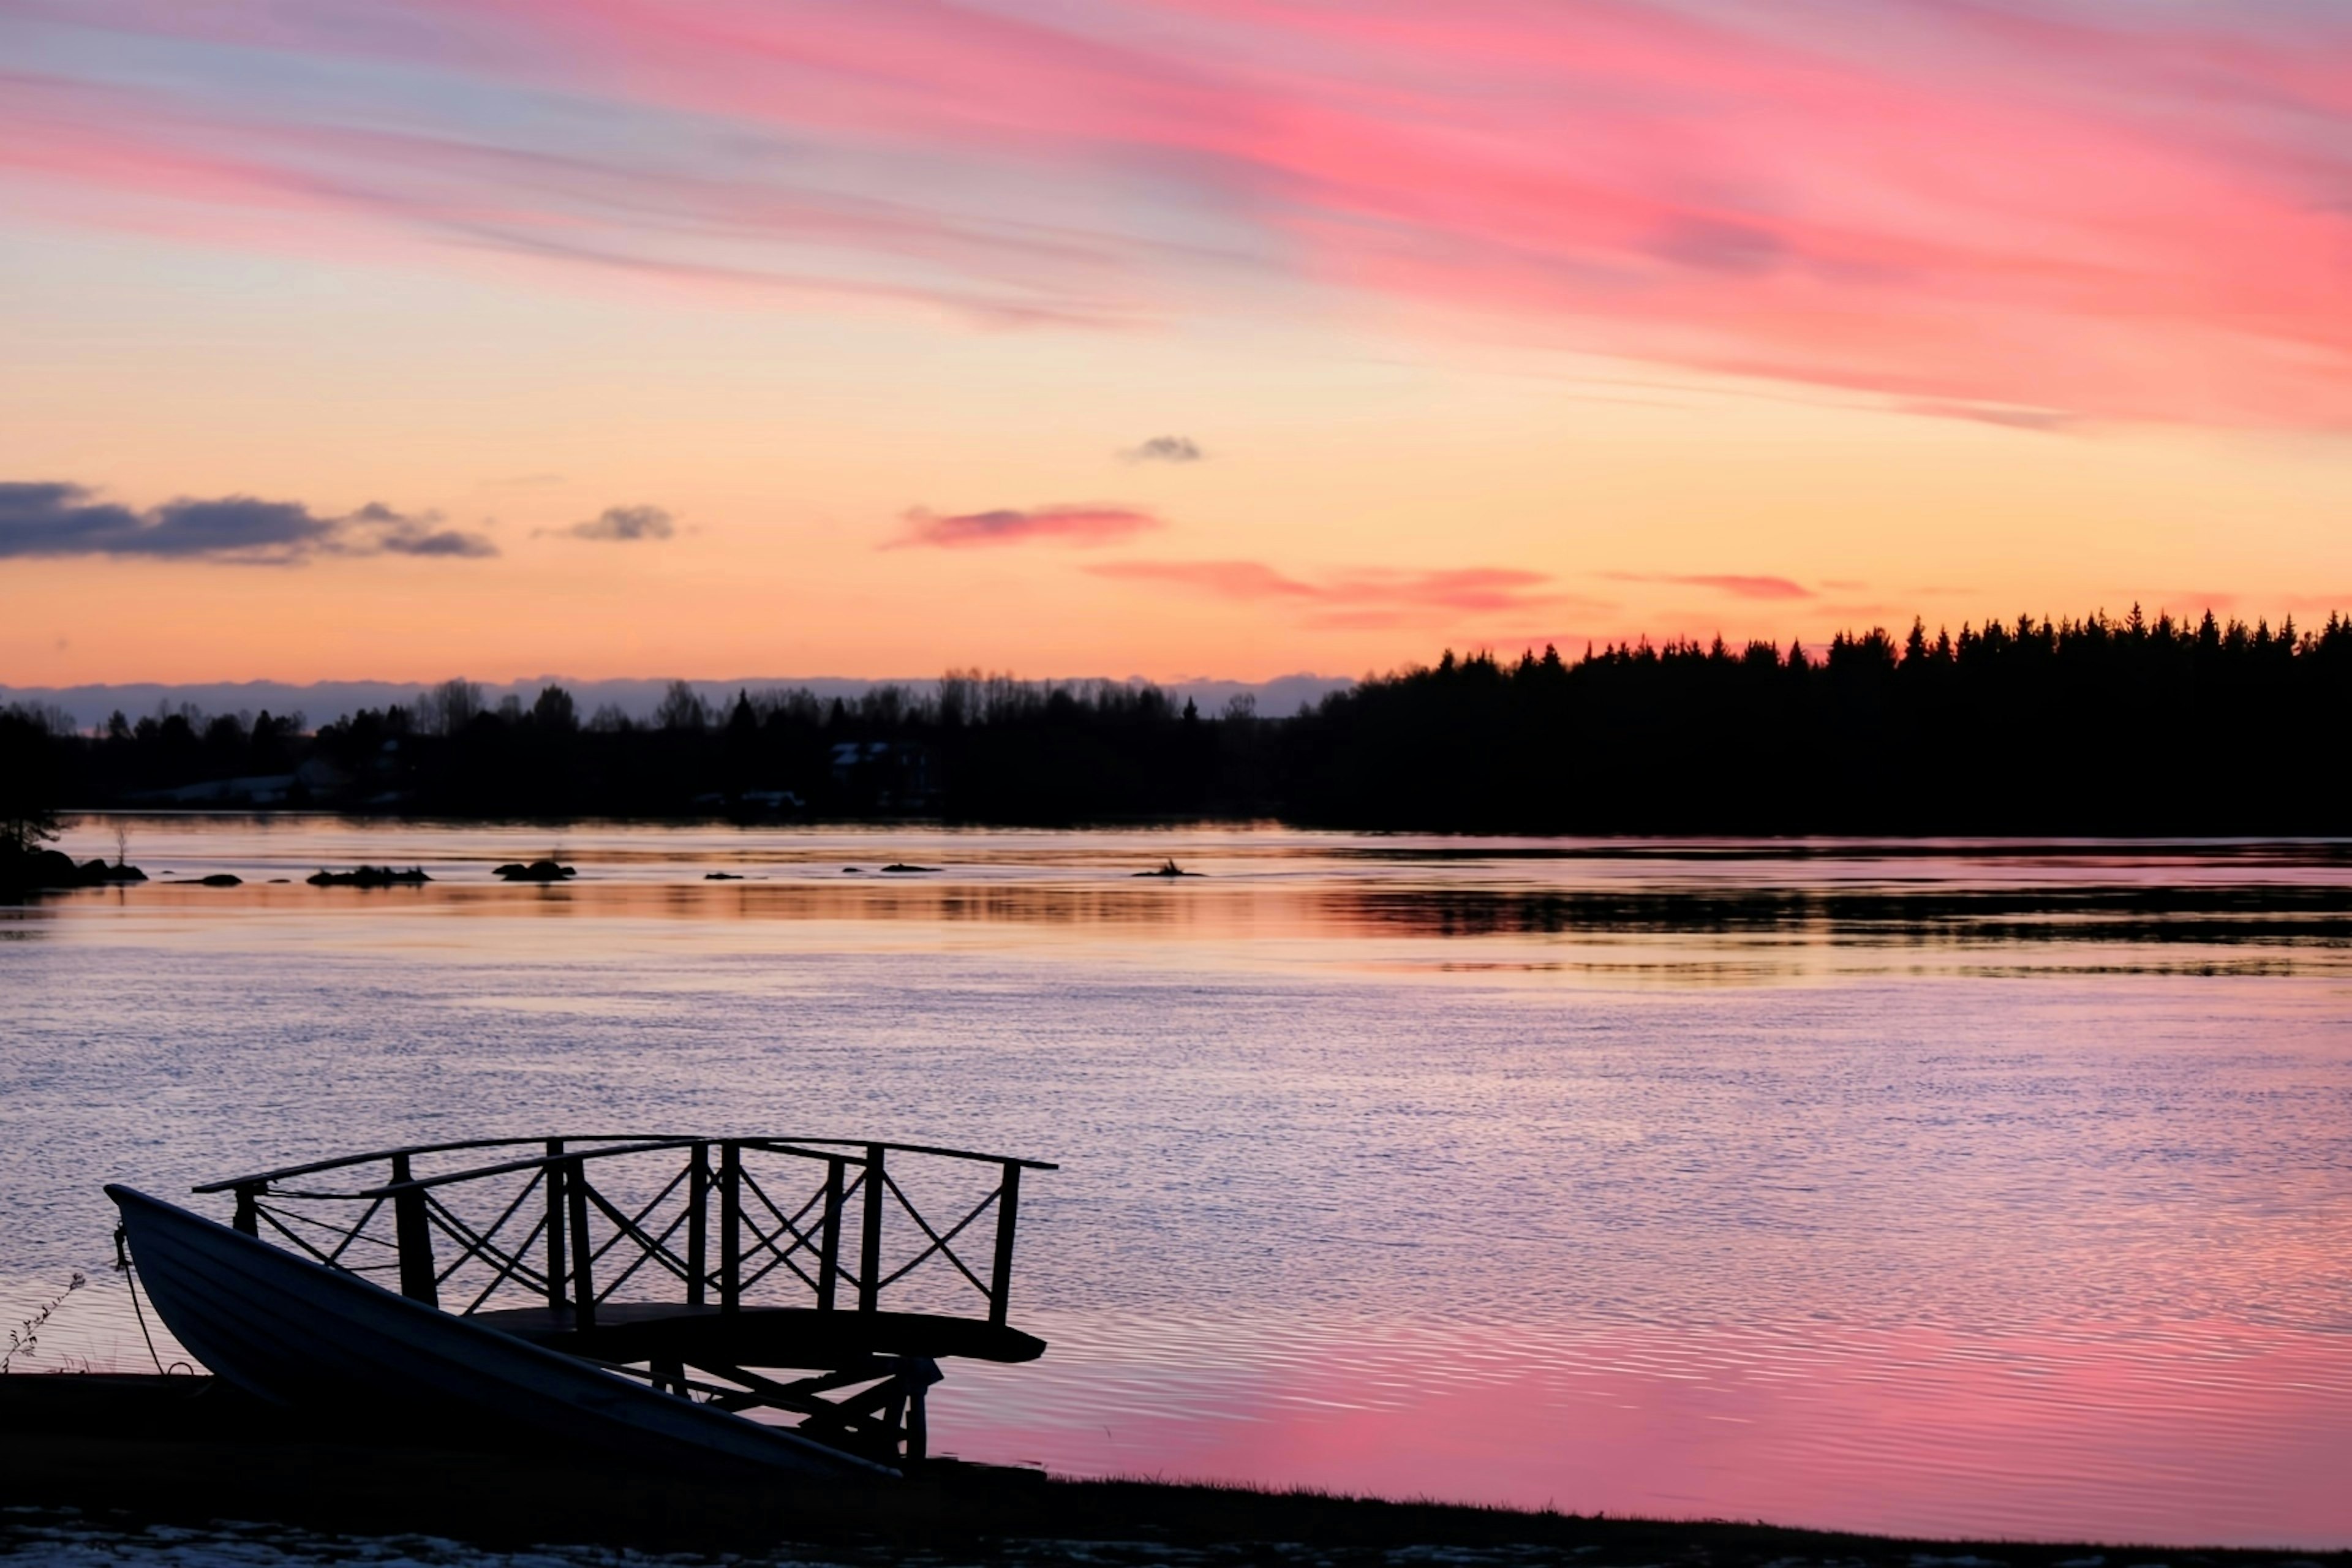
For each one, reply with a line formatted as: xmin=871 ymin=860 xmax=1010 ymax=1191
xmin=2 ymin=0 xmax=2348 ymax=685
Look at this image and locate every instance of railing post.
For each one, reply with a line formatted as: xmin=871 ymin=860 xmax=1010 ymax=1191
xmin=567 ymin=1156 xmax=595 ymax=1332
xmin=719 ymin=1140 xmax=741 ymax=1313
xmin=818 ymin=1157 xmax=844 ymax=1312
xmin=859 ymin=1144 xmax=885 ymax=1314
xmin=390 ymin=1153 xmax=439 ymax=1306
xmin=989 ymin=1161 xmax=1021 ymax=1327
xmin=544 ymin=1139 xmax=567 ymax=1311
xmin=232 ymin=1184 xmax=260 ymax=1237
xmin=687 ymin=1142 xmax=709 ymax=1309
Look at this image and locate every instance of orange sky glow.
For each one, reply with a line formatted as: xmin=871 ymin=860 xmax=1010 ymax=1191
xmin=2 ymin=0 xmax=2348 ymax=685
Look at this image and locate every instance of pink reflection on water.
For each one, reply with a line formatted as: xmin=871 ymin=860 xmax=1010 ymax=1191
xmin=940 ymin=1313 xmax=2352 ymax=1548
xmin=11 ymin=821 xmax=2352 ymax=1546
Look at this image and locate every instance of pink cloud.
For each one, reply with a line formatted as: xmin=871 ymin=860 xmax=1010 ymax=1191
xmin=1088 ymin=560 xmax=1314 ymax=599
xmin=6 ymin=1 xmax=2351 ymax=424
xmin=1681 ymin=575 xmax=1814 ymax=601
xmin=1603 ymin=572 xmax=1815 ymax=600
xmin=1088 ymin=559 xmax=1574 ymax=624
xmin=895 ymin=503 xmax=1161 ymax=549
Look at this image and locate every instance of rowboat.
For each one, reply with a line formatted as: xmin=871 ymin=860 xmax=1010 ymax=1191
xmin=108 ymin=1185 xmax=882 ymax=1474
xmin=107 ymin=1136 xmax=1054 ymax=1474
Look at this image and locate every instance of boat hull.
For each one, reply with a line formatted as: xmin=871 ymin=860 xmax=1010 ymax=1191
xmin=107 ymin=1185 xmax=891 ymax=1477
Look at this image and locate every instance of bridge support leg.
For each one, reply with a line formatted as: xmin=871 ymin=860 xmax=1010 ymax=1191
xmin=687 ymin=1142 xmax=708 ymax=1308
xmin=905 ymin=1373 xmax=929 ymax=1465
xmin=544 ymin=1139 xmax=567 ymax=1311
xmin=391 ymin=1153 xmax=437 ymax=1307
xmin=818 ymin=1157 xmax=843 ymax=1311
xmin=859 ymin=1144 xmax=884 ymax=1313
xmin=989 ymin=1161 xmax=1020 ymax=1327
xmin=720 ymin=1142 xmax=741 ymax=1312
xmin=567 ymin=1158 xmax=595 ymax=1331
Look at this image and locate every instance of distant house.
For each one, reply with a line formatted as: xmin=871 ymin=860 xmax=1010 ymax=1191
xmin=124 ymin=774 xmax=299 ymax=807
xmin=828 ymin=741 xmax=938 ymax=812
xmin=737 ymin=790 xmax=803 ymax=815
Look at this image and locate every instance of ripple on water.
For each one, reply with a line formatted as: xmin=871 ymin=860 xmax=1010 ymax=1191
xmin=4 ymin=824 xmax=2350 ymax=1548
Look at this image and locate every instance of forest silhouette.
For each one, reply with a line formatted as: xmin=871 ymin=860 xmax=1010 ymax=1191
xmin=6 ymin=608 xmax=2348 ymax=836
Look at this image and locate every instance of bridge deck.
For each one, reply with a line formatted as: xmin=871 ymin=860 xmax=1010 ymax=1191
xmin=473 ymin=1303 xmax=1047 ymax=1367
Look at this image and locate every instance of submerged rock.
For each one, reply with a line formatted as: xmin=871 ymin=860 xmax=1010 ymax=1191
xmin=1135 ymin=859 xmax=1200 ymax=877
xmin=198 ymin=874 xmax=243 ymax=888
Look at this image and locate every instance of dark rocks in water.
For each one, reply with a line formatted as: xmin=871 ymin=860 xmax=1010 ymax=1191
xmin=703 ymin=871 xmax=744 ymax=880
xmin=878 ymin=862 xmax=940 ymax=873
xmin=13 ymin=850 xmax=75 ymax=888
xmin=1135 ymin=859 xmax=1200 ymax=877
xmin=198 ymin=874 xmax=243 ymax=888
xmin=308 ymin=865 xmax=432 ymax=888
xmin=842 ymin=867 xmax=862 ymax=873
xmin=0 ymin=849 xmax=151 ymax=892
xmin=493 ymin=859 xmax=576 ymax=882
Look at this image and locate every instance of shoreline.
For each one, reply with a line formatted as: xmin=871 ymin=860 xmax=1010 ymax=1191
xmin=1 ymin=1376 xmax=2340 ymax=1566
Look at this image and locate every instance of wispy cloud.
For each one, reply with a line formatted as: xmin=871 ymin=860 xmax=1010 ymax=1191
xmin=1901 ymin=401 xmax=2078 ymax=433
xmin=1088 ymin=559 xmax=1575 ymax=627
xmin=4 ymin=1 xmax=2347 ymax=425
xmin=895 ymin=503 xmax=1161 ymax=549
xmin=1091 ymin=560 xmax=1310 ymax=600
xmin=1602 ymin=571 xmax=1815 ymax=601
xmin=1120 ymin=436 xmax=1204 ymax=464
xmin=0 ymin=481 xmax=495 ymax=562
xmin=563 ymin=503 xmax=674 ymax=542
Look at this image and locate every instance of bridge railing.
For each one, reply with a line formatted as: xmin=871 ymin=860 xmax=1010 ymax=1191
xmin=194 ymin=1136 xmax=1054 ymax=1333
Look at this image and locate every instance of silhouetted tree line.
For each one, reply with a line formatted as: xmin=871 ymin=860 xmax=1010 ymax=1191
xmin=10 ymin=607 xmax=2350 ymax=832
xmin=14 ymin=674 xmax=1270 ymax=822
xmin=1286 ymin=608 xmax=2352 ymax=832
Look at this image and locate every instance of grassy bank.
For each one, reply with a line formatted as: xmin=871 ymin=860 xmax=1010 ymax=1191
xmin=1 ymin=1375 xmax=2339 ymax=1566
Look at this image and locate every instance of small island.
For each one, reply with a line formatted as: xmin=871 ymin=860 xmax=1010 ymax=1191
xmin=307 ymin=866 xmax=432 ymax=887
xmin=0 ymin=803 xmax=147 ymax=897
xmin=1 ymin=851 xmax=148 ymax=891
xmin=493 ymin=859 xmax=576 ymax=881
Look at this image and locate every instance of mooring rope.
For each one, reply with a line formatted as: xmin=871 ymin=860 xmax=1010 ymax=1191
xmin=113 ymin=1224 xmax=190 ymax=1376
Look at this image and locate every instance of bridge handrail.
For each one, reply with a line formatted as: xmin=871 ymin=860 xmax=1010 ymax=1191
xmin=192 ymin=1133 xmax=1052 ymax=1333
xmin=197 ymin=1134 xmax=1057 ymax=1195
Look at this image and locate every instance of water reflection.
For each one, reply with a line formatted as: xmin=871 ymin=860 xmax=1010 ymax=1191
xmin=15 ymin=821 xmax=2352 ymax=974
xmin=5 ymin=820 xmax=2351 ymax=1545
xmin=938 ymin=1308 xmax=2352 ymax=1547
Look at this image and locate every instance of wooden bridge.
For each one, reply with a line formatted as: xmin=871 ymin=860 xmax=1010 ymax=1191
xmin=192 ymin=1136 xmax=1055 ymax=1467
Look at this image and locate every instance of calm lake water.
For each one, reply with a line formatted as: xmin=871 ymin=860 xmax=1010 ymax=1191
xmin=4 ymin=819 xmax=2350 ymax=1548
